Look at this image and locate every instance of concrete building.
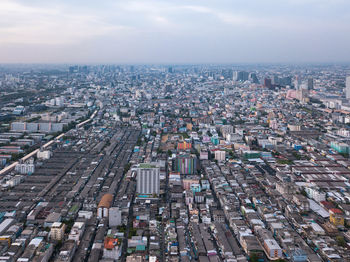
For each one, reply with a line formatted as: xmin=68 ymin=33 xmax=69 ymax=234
xmin=173 ymin=154 xmax=197 ymax=175
xmin=263 ymin=238 xmax=283 ymax=260
xmin=177 ymin=141 xmax=192 ymax=150
xmin=308 ymin=77 xmax=314 ymax=90
xmin=288 ymin=124 xmax=301 ymax=132
xmin=109 ymin=207 xmax=122 ymax=227
xmin=37 ymin=149 xmax=52 ymax=160
xmin=293 ymin=195 xmax=310 ymax=213
xmin=68 ymin=222 xmax=85 ymax=244
xmin=305 ymin=187 xmax=326 ymax=202
xmin=346 ymin=76 xmax=350 ymax=100
xmin=97 ymin=194 xmax=114 ymax=219
xmin=15 ymin=158 xmax=35 ymax=175
xmin=214 ymin=150 xmax=226 ymax=161
xmin=50 ymin=222 xmax=66 ymax=241
xmin=136 ymin=163 xmax=160 ymax=195
xmin=329 ymin=208 xmax=344 ymax=227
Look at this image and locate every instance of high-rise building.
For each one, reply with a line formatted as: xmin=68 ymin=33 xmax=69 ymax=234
xmin=235 ymin=71 xmax=249 ymax=81
xmin=15 ymin=158 xmax=35 ymax=175
xmin=172 ymin=154 xmax=197 ymax=175
xmin=280 ymin=76 xmax=292 ymax=86
xmin=346 ymin=76 xmax=350 ymax=100
xmin=249 ymin=73 xmax=259 ymax=84
xmin=221 ymin=69 xmax=233 ymax=79
xmin=264 ymin=78 xmax=272 ymax=89
xmin=272 ymin=75 xmax=280 ymax=85
xmin=214 ymin=150 xmax=226 ymax=161
xmin=307 ymin=77 xmax=314 ymax=90
xmin=136 ymin=163 xmax=160 ymax=195
xmin=50 ymin=222 xmax=66 ymax=241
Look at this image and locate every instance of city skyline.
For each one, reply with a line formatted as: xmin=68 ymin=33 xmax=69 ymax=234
xmin=1 ymin=63 xmax=350 ymax=261
xmin=1 ymin=0 xmax=350 ymax=63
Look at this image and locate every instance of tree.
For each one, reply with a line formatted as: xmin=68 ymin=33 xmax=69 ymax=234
xmin=124 ymin=163 xmax=132 ymax=173
xmin=249 ymin=253 xmax=259 ymax=262
xmin=336 ymin=235 xmax=346 ymax=247
xmin=63 ymin=218 xmax=75 ymax=233
xmin=157 ymin=148 xmax=163 ymax=154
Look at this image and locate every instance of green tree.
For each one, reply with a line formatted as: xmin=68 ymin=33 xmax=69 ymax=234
xmin=336 ymin=235 xmax=346 ymax=247
xmin=249 ymin=253 xmax=259 ymax=262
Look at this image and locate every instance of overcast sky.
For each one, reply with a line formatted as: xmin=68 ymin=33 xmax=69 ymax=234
xmin=0 ymin=0 xmax=349 ymax=64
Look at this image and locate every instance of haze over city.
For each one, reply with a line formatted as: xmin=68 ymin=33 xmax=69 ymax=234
xmin=2 ymin=1 xmax=350 ymax=262
xmin=1 ymin=0 xmax=350 ymax=63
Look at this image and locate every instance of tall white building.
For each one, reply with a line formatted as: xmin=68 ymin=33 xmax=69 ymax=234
xmin=214 ymin=150 xmax=226 ymax=162
xmin=136 ymin=163 xmax=160 ymax=195
xmin=37 ymin=149 xmax=52 ymax=160
xmin=15 ymin=158 xmax=35 ymax=175
xmin=346 ymin=76 xmax=350 ymax=100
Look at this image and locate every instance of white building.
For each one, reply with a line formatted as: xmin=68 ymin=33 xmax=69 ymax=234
xmin=288 ymin=124 xmax=301 ymax=131
xmin=269 ymin=119 xmax=278 ymax=130
xmin=37 ymin=149 xmax=52 ymax=160
xmin=6 ymin=175 xmax=23 ymax=188
xmin=263 ymin=239 xmax=283 ymax=259
xmin=15 ymin=158 xmax=35 ymax=175
xmin=214 ymin=150 xmax=226 ymax=162
xmin=109 ymin=207 xmax=122 ymax=227
xmin=199 ymin=151 xmax=208 ymax=160
xmin=68 ymin=222 xmax=85 ymax=244
xmin=305 ymin=187 xmax=326 ymax=202
xmin=346 ymin=76 xmax=350 ymax=100
xmin=220 ymin=125 xmax=234 ymax=139
xmin=136 ymin=163 xmax=160 ymax=195
xmin=103 ymin=244 xmax=121 ymax=260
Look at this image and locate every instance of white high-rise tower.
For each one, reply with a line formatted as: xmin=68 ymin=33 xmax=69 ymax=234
xmin=136 ymin=163 xmax=160 ymax=195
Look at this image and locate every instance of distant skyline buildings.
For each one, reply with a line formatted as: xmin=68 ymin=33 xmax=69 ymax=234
xmin=346 ymin=76 xmax=350 ymax=100
xmin=308 ymin=77 xmax=314 ymax=90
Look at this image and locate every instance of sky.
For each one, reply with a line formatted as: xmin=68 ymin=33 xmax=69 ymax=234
xmin=0 ymin=0 xmax=349 ymax=64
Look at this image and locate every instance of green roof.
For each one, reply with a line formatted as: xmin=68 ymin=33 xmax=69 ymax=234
xmin=136 ymin=245 xmax=146 ymax=251
xmin=69 ymin=204 xmax=79 ymax=213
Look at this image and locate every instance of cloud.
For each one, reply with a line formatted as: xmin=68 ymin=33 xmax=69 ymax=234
xmin=0 ymin=0 xmax=128 ymax=45
xmin=0 ymin=0 xmax=349 ymax=63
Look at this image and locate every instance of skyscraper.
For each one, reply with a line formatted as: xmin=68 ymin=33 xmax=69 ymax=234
xmin=294 ymin=75 xmax=301 ymax=89
xmin=346 ymin=76 xmax=350 ymax=100
xmin=249 ymin=73 xmax=259 ymax=84
xmin=307 ymin=77 xmax=314 ymax=90
xmin=264 ymin=78 xmax=272 ymax=89
xmin=136 ymin=163 xmax=160 ymax=195
xmin=235 ymin=71 xmax=249 ymax=81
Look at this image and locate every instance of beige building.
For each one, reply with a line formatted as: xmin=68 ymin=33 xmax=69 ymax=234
xmin=214 ymin=150 xmax=226 ymax=162
xmin=50 ymin=222 xmax=66 ymax=241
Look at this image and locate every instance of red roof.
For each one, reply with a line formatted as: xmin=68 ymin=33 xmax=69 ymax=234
xmin=329 ymin=208 xmax=343 ymax=214
xmin=320 ymin=201 xmax=335 ymax=210
xmin=104 ymin=237 xmax=118 ymax=249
